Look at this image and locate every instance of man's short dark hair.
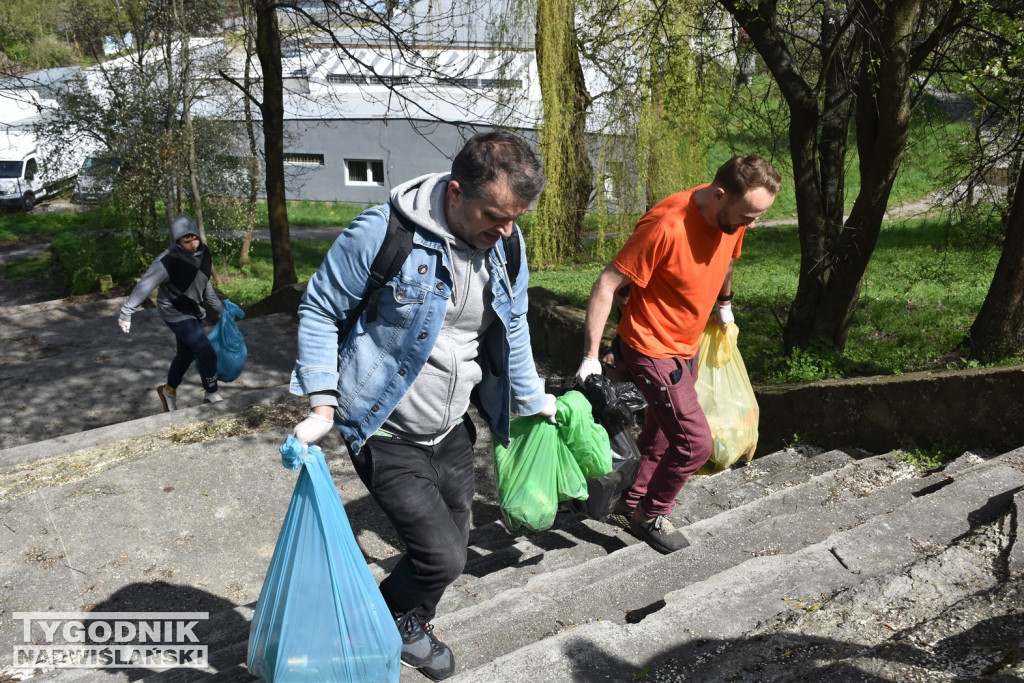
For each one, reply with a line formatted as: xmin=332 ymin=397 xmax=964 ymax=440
xmin=451 ymin=131 xmax=546 ymax=203
xmin=713 ymin=155 xmax=781 ymax=196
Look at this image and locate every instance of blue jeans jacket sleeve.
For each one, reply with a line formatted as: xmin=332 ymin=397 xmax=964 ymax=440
xmin=290 ymin=206 xmax=388 ymax=395
xmin=506 ymin=231 xmax=546 ymax=416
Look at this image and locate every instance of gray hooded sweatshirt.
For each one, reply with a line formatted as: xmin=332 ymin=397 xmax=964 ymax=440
xmin=119 ymin=214 xmax=224 ymax=324
xmin=382 ymin=172 xmax=498 ymax=444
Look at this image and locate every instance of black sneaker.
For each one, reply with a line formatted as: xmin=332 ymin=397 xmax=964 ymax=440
xmin=630 ymin=505 xmax=689 ymax=554
xmin=395 ymin=613 xmax=456 ymax=680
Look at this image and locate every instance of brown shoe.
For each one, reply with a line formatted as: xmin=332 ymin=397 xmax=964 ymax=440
xmin=156 ymin=385 xmax=177 ymax=412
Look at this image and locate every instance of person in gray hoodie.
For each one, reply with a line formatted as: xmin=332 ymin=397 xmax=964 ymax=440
xmin=290 ymin=132 xmax=556 ymax=680
xmin=117 ymin=213 xmax=226 ymax=411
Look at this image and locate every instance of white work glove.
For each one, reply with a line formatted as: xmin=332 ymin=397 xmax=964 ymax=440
xmin=118 ymin=319 xmax=131 ymax=334
xmin=537 ymin=393 xmax=558 ymax=424
xmin=292 ymin=412 xmax=334 ymax=444
xmin=575 ymin=357 xmax=603 ymax=386
xmin=716 ymin=302 xmax=734 ymax=330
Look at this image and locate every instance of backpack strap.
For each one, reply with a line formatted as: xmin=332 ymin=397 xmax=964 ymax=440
xmin=503 ymin=229 xmax=521 ymax=289
xmin=336 ymin=208 xmax=521 ymax=344
xmin=337 ymin=202 xmax=414 ymax=342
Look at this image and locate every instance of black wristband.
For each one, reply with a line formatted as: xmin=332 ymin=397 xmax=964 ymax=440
xmin=717 ymin=292 xmax=734 ymax=302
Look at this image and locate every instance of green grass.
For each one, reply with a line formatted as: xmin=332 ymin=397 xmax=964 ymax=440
xmin=254 ymin=200 xmax=368 ymax=228
xmin=3 ymin=251 xmax=51 ymax=279
xmin=0 ymin=210 xmax=93 ymax=243
xmin=215 ymin=237 xmax=336 ymax=304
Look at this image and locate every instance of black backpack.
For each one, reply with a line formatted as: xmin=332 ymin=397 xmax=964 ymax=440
xmin=337 ymin=202 xmax=522 ymax=341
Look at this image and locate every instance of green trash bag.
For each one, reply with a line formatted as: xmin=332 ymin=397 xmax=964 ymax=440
xmin=556 ymin=391 xmax=613 ymax=478
xmin=493 ymin=392 xmax=612 ymax=532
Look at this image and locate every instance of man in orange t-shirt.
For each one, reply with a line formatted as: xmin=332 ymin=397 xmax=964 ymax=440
xmin=577 ymin=155 xmax=780 ymax=554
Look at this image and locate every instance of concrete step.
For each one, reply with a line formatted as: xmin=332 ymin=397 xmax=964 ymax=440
xmin=411 ymin=451 xmax=930 ymax=674
xmin=151 ymin=448 xmax=911 ymax=681
xmin=650 ymin=489 xmax=1020 ymax=680
xmin=448 ymin=448 xmax=1024 ymax=681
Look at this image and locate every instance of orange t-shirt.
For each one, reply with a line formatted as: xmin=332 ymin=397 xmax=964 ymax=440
xmin=613 ymin=186 xmax=744 ymax=359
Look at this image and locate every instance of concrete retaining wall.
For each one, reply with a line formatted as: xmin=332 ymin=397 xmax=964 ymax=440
xmin=526 ymin=286 xmax=1024 ymax=456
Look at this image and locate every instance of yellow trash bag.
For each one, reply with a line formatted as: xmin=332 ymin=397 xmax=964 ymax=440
xmin=694 ymin=320 xmax=759 ymax=472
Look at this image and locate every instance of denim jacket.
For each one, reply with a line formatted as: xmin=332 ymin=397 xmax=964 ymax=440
xmin=290 ymin=203 xmax=547 ymax=453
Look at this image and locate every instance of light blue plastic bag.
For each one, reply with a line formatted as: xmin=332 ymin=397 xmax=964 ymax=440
xmin=197 ymin=299 xmax=247 ymax=382
xmin=247 ymin=436 xmax=402 ymax=682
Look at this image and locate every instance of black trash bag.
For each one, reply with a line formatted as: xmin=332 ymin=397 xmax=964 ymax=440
xmin=569 ymin=374 xmax=647 ymax=520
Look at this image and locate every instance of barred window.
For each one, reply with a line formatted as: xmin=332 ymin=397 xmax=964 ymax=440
xmin=283 ymin=153 xmax=325 ymax=166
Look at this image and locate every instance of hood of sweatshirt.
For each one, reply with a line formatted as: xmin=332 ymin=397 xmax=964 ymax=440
xmin=384 ymin=172 xmax=497 ymax=442
xmin=171 ymin=214 xmax=200 ymax=243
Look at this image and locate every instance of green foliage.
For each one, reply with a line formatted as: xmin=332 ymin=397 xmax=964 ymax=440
xmin=216 ymin=237 xmax=335 ymax=306
xmin=49 ymin=213 xmax=149 ymax=295
xmin=892 ymin=447 xmax=950 ymax=472
xmin=768 ymin=341 xmax=846 ymax=383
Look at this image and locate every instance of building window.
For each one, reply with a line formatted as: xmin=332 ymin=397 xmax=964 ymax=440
xmin=346 ymin=159 xmax=384 ymax=185
xmin=480 ymin=78 xmax=522 ymax=89
xmin=327 ymin=73 xmax=366 ymax=84
xmin=283 ymin=153 xmax=324 ymax=166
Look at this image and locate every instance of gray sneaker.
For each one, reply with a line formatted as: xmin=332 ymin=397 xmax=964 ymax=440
xmin=395 ymin=613 xmax=456 ymax=680
xmin=630 ymin=505 xmax=689 ymax=554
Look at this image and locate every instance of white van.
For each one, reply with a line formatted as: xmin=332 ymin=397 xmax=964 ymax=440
xmin=0 ymin=133 xmax=46 ymax=211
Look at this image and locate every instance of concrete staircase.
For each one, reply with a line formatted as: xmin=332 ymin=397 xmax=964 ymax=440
xmin=2 ymin=297 xmax=1023 ymax=682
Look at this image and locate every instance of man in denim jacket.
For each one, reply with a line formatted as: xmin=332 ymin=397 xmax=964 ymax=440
xmin=289 ymin=131 xmax=556 ymax=680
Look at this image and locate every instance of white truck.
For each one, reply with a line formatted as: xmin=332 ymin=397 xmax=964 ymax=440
xmin=0 ymin=89 xmax=90 ymax=211
xmin=0 ymin=130 xmax=48 ymax=211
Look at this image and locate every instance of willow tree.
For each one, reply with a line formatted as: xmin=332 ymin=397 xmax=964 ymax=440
xmin=577 ymin=0 xmax=710 ymax=250
xmin=531 ymin=0 xmax=593 ymax=266
xmin=522 ymin=0 xmax=710 ymax=265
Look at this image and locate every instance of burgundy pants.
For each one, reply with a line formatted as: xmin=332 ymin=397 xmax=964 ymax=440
xmin=620 ymin=341 xmax=713 ymax=517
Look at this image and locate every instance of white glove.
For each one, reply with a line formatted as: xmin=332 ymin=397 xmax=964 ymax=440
xmin=537 ymin=393 xmax=558 ymax=424
xmin=292 ymin=412 xmax=334 ymax=444
xmin=118 ymin=319 xmax=131 ymax=334
xmin=575 ymin=357 xmax=603 ymax=386
xmin=716 ymin=302 xmax=734 ymax=330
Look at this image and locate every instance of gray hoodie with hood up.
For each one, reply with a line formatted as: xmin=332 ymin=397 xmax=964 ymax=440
xmin=119 ymin=214 xmax=224 ymax=324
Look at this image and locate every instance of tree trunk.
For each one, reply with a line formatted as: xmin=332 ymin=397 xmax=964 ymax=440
xmin=239 ymin=0 xmax=259 ymax=269
xmin=254 ymin=0 xmax=297 ymax=292
xmin=969 ymin=163 xmax=1024 ymax=360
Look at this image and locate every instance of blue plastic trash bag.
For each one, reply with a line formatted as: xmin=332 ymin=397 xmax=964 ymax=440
xmin=196 ymin=299 xmax=247 ymax=382
xmin=247 ymin=436 xmax=402 ymax=682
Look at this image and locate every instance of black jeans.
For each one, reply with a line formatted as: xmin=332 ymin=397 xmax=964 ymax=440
xmin=165 ymin=317 xmax=218 ymax=393
xmin=349 ymin=421 xmax=475 ymax=624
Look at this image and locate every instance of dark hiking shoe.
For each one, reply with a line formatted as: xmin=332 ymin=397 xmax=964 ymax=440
xmin=630 ymin=505 xmax=689 ymax=554
xmin=156 ymin=385 xmax=177 ymax=412
xmin=395 ymin=613 xmax=456 ymax=680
